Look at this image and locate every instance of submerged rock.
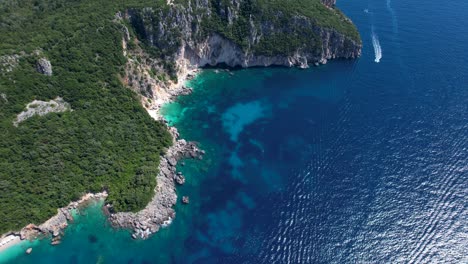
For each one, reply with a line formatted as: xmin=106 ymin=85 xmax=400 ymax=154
xmin=51 ymin=236 xmax=61 ymax=245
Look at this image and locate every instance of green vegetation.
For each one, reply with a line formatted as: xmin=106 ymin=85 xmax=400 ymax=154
xmin=0 ymin=0 xmax=172 ymax=233
xmin=200 ymin=0 xmax=360 ymax=56
xmin=0 ymin=0 xmax=359 ymax=234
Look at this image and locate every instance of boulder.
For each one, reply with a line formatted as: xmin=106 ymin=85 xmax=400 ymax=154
xmin=51 ymin=236 xmax=61 ymax=245
xmin=26 ymin=248 xmax=32 ymax=254
xmin=167 ymin=157 xmax=177 ymax=167
xmin=175 ymin=174 xmax=185 ymax=185
xmin=36 ymin=58 xmax=52 ymax=76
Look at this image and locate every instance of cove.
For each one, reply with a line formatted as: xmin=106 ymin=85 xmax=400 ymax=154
xmin=2 ymin=0 xmax=468 ymax=262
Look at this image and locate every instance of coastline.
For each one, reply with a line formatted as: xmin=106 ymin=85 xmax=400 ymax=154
xmin=0 ymin=58 xmax=202 ymax=252
xmin=0 ymin=4 xmax=359 ymax=247
xmin=0 ymin=235 xmax=21 ymax=254
xmin=109 ymin=56 xmax=204 ymax=238
xmin=0 ymin=192 xmax=108 ymax=254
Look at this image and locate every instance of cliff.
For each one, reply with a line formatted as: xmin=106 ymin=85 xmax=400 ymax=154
xmin=127 ymin=0 xmax=361 ymax=76
xmin=109 ymin=0 xmax=361 ymax=239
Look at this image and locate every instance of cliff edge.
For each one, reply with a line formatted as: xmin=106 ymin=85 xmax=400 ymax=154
xmin=127 ymin=0 xmax=361 ymax=77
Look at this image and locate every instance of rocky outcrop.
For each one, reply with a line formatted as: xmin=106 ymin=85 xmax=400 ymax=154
xmin=14 ymin=97 xmax=71 ymax=127
xmin=0 ymin=54 xmax=21 ymax=73
xmin=109 ymin=126 xmax=203 ymax=239
xmin=321 ymin=0 xmax=336 ymax=8
xmin=36 ymin=58 xmax=53 ymax=76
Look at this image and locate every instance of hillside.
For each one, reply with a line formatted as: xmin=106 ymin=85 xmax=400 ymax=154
xmin=0 ymin=0 xmax=361 ymax=234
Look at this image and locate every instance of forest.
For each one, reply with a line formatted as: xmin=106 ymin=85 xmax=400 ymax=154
xmin=0 ymin=0 xmax=360 ymax=234
xmin=0 ymin=0 xmax=172 ymax=233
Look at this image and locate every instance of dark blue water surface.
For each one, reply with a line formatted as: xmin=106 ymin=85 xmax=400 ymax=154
xmin=2 ymin=0 xmax=467 ymax=263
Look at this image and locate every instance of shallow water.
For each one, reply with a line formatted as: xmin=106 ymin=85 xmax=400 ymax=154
xmin=2 ymin=0 xmax=467 ymax=263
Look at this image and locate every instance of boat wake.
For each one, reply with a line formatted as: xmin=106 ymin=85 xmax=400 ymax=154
xmin=372 ymin=30 xmax=382 ymax=63
xmin=386 ymin=0 xmax=398 ymax=34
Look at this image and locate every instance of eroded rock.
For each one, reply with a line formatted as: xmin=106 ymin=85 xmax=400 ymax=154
xmin=36 ymin=58 xmax=52 ymax=76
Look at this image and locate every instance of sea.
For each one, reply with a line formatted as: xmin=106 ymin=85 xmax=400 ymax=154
xmin=1 ymin=0 xmax=467 ymax=263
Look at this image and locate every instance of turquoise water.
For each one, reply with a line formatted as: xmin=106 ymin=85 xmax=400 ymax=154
xmin=2 ymin=0 xmax=468 ymax=263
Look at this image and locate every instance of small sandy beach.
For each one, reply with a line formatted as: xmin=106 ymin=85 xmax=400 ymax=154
xmin=0 ymin=235 xmax=22 ymax=253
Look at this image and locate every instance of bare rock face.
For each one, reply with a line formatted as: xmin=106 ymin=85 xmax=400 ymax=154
xmin=321 ymin=0 xmax=336 ymax=8
xmin=36 ymin=58 xmax=52 ymax=76
xmin=0 ymin=54 xmax=21 ymax=73
xmin=127 ymin=0 xmax=361 ymax=74
xmin=14 ymin=97 xmax=71 ymax=126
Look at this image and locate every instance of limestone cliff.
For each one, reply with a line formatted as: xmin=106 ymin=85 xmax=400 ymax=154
xmin=127 ymin=0 xmax=361 ymax=76
xmin=109 ymin=0 xmax=361 ymax=238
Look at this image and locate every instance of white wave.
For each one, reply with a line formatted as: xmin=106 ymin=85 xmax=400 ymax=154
xmin=372 ymin=32 xmax=382 ymax=63
xmin=161 ymin=217 xmax=173 ymax=228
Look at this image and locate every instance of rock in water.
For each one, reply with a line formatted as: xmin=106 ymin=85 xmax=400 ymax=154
xmin=175 ymin=174 xmax=185 ymax=185
xmin=51 ymin=236 xmax=61 ymax=245
xmin=26 ymin=248 xmax=32 ymax=254
xmin=36 ymin=58 xmax=52 ymax=76
xmin=182 ymin=196 xmax=190 ymax=204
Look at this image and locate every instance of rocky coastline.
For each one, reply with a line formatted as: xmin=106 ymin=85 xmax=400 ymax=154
xmin=0 ymin=192 xmax=108 ymax=249
xmin=109 ymin=125 xmax=203 ymax=239
xmin=126 ymin=0 xmax=362 ymax=72
xmin=0 ymin=57 xmax=203 ymax=247
xmin=110 ymin=30 xmax=204 ymax=237
xmin=0 ymin=0 xmax=362 ymax=248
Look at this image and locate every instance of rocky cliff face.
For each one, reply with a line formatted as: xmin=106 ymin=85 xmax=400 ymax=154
xmin=127 ymin=0 xmax=361 ymax=76
xmin=108 ymin=0 xmax=362 ymax=239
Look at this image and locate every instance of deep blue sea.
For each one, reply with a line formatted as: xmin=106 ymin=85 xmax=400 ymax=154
xmin=2 ymin=0 xmax=467 ymax=263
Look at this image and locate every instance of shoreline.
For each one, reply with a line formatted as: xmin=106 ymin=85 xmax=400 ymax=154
xmin=0 ymin=58 xmax=202 ymax=252
xmin=109 ymin=57 xmax=204 ymax=238
xmin=0 ymin=192 xmax=108 ymax=253
xmin=0 ymin=235 xmax=22 ymax=254
xmin=0 ymin=38 xmax=347 ymax=250
xmin=0 ymin=15 xmax=354 ymax=247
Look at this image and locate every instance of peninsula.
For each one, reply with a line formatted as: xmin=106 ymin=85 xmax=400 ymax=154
xmin=0 ymin=0 xmax=361 ymax=246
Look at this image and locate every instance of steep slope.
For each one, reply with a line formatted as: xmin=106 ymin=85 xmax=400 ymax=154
xmin=0 ymin=0 xmax=360 ymax=238
xmin=129 ymin=0 xmax=361 ymax=75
